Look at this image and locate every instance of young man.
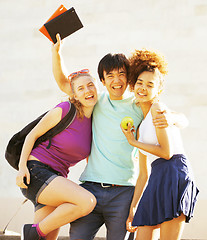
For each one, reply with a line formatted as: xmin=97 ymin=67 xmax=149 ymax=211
xmin=52 ymin=35 xmax=188 ymax=240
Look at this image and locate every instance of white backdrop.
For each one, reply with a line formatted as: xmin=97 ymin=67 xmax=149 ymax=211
xmin=0 ymin=0 xmax=207 ymax=238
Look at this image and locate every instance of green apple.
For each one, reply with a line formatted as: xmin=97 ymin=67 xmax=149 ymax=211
xmin=121 ymin=116 xmax=134 ymax=130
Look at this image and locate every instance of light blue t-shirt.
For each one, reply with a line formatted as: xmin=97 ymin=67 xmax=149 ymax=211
xmin=80 ymin=91 xmax=143 ymax=186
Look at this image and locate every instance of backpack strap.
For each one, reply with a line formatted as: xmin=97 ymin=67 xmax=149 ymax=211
xmin=33 ymin=102 xmax=76 ymax=149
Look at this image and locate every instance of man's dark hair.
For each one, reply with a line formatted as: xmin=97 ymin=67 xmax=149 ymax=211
xmin=98 ymin=53 xmax=130 ymax=82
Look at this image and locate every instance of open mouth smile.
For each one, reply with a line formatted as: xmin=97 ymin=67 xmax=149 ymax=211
xmin=112 ymin=85 xmax=122 ymax=89
xmin=137 ymin=92 xmax=146 ymax=96
xmin=85 ymin=94 xmax=95 ymax=100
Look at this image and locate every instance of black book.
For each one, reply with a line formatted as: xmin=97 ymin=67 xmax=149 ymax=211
xmin=44 ymin=7 xmax=83 ymax=43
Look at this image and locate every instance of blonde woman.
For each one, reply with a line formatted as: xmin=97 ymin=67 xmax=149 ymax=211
xmin=16 ymin=70 xmax=97 ymax=240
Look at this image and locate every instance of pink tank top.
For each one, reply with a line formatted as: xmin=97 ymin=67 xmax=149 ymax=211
xmin=31 ymin=102 xmax=92 ymax=177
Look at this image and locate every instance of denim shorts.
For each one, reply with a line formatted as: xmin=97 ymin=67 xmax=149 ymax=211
xmin=69 ymin=181 xmax=135 ymax=240
xmin=21 ymin=160 xmax=62 ymax=211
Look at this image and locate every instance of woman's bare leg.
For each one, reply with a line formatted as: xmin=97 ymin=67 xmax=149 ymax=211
xmin=136 ymin=226 xmax=160 ymax=240
xmin=34 ymin=206 xmax=60 ymax=240
xmin=37 ymin=176 xmax=96 ymax=235
xmin=160 ymin=214 xmax=185 ymax=240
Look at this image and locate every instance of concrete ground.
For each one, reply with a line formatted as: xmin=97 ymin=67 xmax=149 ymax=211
xmin=0 ymin=230 xmax=205 ymax=240
xmin=0 ymin=236 xmax=105 ymax=240
xmin=1 ymin=0 xmax=207 ymax=239
xmin=0 ymin=233 xmax=203 ymax=240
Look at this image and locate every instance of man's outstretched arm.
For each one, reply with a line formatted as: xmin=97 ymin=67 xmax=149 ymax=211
xmin=153 ymin=108 xmax=189 ymax=129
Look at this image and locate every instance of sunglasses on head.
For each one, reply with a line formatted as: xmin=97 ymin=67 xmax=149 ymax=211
xmin=68 ymin=69 xmax=89 ymax=80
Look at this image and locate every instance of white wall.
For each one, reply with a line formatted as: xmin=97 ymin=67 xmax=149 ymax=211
xmin=0 ymin=0 xmax=207 ymax=238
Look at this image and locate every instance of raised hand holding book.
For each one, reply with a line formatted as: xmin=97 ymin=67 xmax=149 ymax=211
xmin=39 ymin=5 xmax=83 ymax=43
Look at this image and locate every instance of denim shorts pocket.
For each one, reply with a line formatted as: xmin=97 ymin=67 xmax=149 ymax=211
xmin=29 ymin=164 xmax=47 ymax=180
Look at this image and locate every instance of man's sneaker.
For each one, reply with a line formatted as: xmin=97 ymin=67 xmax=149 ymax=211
xmin=21 ymin=224 xmax=45 ymax=240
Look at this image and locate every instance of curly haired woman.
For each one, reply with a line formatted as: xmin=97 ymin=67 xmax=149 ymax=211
xmin=121 ymin=49 xmax=199 ymax=240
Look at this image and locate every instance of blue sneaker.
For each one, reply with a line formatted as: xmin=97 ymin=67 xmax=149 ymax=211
xmin=21 ymin=224 xmax=45 ymax=240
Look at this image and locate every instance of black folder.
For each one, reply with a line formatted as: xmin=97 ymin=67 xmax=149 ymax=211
xmin=44 ymin=7 xmax=83 ymax=43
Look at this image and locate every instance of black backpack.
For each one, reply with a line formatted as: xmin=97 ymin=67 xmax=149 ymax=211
xmin=5 ymin=102 xmax=76 ymax=170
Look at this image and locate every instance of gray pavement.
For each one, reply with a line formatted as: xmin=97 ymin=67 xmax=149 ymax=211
xmin=0 ymin=0 xmax=207 ymax=239
xmin=0 ymin=235 xmax=204 ymax=240
xmin=0 ymin=234 xmax=106 ymax=240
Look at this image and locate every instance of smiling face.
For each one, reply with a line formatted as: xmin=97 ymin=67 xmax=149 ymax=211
xmin=102 ymin=67 xmax=128 ymax=100
xmin=72 ymin=75 xmax=98 ymax=108
xmin=134 ymin=70 xmax=163 ymax=103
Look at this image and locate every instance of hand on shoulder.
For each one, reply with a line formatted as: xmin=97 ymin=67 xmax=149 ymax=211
xmin=151 ymin=102 xmax=168 ymax=114
xmin=151 ymin=102 xmax=171 ymax=128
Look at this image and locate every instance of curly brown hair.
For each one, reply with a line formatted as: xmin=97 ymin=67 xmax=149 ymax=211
xmin=128 ymin=49 xmax=168 ymax=89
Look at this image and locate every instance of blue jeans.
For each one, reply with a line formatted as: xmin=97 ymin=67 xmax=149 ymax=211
xmin=69 ymin=181 xmax=135 ymax=240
